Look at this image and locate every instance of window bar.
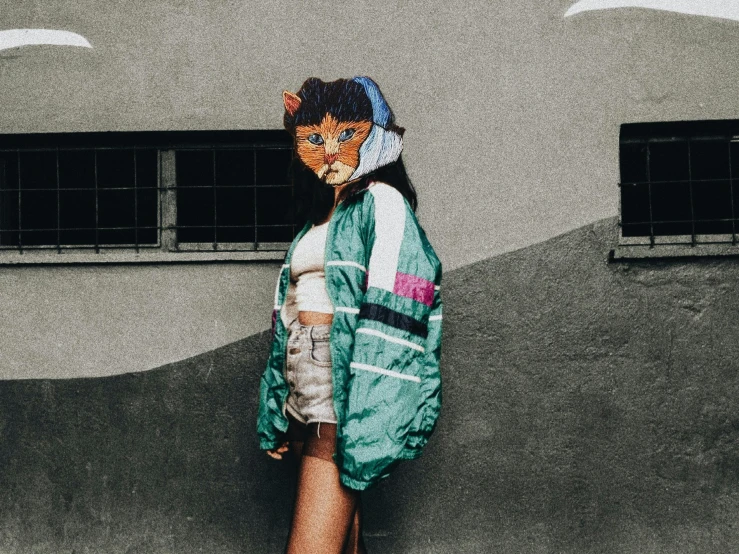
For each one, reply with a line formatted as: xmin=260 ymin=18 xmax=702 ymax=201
xmin=134 ymin=148 xmax=139 ymax=253
xmin=55 ymin=148 xmax=61 ymax=253
xmin=646 ymin=143 xmax=655 ymax=247
xmin=16 ymin=150 xmax=22 ymax=253
xmin=253 ymin=149 xmax=258 ymax=247
xmin=158 ymin=150 xmax=163 ymax=249
xmin=159 ymin=150 xmax=177 ymax=252
xmin=729 ymin=140 xmax=736 ymax=245
xmin=94 ymin=149 xmax=99 ymax=253
xmin=0 ymin=159 xmax=4 ymax=248
xmin=687 ymin=139 xmax=696 ymax=246
xmin=617 ymin=179 xmax=622 ymax=234
xmin=212 ymin=149 xmax=217 ymax=251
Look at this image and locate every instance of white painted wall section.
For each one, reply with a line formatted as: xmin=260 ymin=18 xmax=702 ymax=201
xmin=565 ymin=0 xmax=739 ymax=21
xmin=0 ymin=29 xmax=92 ymax=52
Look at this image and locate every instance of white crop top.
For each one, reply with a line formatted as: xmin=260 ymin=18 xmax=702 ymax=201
xmin=289 ymin=221 xmax=334 ymax=314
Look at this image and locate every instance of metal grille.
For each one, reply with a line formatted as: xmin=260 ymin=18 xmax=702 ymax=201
xmin=174 ymin=146 xmax=295 ymax=249
xmin=619 ymin=120 xmax=739 ymax=247
xmin=0 ymin=131 xmax=297 ymax=254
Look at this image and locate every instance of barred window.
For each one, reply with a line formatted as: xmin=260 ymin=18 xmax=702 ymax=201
xmin=0 ymin=131 xmax=299 ymax=264
xmin=615 ymin=120 xmax=739 ymax=259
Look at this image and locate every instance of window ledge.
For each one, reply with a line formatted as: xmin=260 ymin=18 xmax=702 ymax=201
xmin=0 ymin=248 xmax=288 ymax=265
xmin=612 ymin=242 xmax=739 ymax=261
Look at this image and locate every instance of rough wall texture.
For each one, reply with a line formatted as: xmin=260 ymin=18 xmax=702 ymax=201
xmin=3 ymin=0 xmax=739 ymax=270
xmin=0 ymin=262 xmax=278 ymax=380
xmin=2 ymin=216 xmax=739 ymax=553
xmin=4 ymin=0 xmax=739 ymax=379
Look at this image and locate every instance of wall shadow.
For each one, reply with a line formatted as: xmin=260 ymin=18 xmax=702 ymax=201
xmin=3 ymin=216 xmax=739 ymax=552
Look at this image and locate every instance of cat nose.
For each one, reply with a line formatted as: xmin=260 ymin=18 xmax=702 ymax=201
xmin=324 ymin=153 xmax=338 ymax=165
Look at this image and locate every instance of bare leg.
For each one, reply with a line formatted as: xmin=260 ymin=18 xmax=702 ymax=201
xmin=342 ymin=496 xmax=367 ymax=554
xmin=286 ymin=455 xmax=360 ymax=554
xmin=287 ymin=440 xmax=366 ymax=553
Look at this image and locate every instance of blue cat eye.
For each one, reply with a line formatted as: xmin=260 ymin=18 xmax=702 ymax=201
xmin=338 ymin=129 xmax=355 ymax=142
xmin=307 ymin=134 xmax=324 ymax=145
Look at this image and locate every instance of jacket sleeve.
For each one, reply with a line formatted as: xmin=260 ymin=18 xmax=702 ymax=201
xmin=256 ymin=262 xmax=292 ymax=451
xmin=338 ymin=183 xmax=442 ymax=491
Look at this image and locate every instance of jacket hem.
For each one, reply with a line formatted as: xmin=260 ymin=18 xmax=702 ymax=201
xmin=399 ymin=448 xmax=423 ymax=460
xmin=339 ymin=473 xmax=374 ymax=491
xmin=259 ymin=438 xmax=283 ymax=450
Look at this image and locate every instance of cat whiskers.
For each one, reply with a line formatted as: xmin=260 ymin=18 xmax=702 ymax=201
xmin=316 ymin=164 xmax=332 ymax=180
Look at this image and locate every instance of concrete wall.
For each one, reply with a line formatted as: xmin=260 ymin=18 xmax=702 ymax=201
xmin=0 ymin=263 xmax=276 ymax=379
xmin=2 ymin=0 xmax=739 ymax=378
xmin=2 ymin=0 xmax=738 ymax=267
xmin=3 ymin=216 xmax=739 ymax=553
xmin=3 ymin=2 xmax=738 ymax=551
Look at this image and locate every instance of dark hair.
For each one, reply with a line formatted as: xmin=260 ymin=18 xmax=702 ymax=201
xmin=284 ymin=78 xmax=374 ymax=134
xmin=292 ymin=155 xmax=418 ymax=226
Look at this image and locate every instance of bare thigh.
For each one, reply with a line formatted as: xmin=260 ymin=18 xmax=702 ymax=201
xmin=286 ymin=454 xmax=359 ymax=554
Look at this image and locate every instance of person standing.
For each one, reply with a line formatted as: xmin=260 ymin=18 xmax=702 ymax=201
xmin=257 ymin=76 xmax=443 ymax=554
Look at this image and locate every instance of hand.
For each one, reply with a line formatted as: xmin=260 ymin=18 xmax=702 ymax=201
xmin=267 ymin=441 xmax=289 ymax=460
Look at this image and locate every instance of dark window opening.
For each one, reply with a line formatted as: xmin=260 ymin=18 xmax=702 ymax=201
xmin=620 ymin=120 xmax=739 ymax=244
xmin=0 ymin=130 xmax=297 ymax=256
xmin=174 ymin=146 xmax=294 ymax=245
xmin=0 ymin=149 xmax=159 ymax=248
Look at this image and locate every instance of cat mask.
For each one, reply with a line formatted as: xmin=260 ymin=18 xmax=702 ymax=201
xmin=283 ymin=76 xmax=404 ymax=187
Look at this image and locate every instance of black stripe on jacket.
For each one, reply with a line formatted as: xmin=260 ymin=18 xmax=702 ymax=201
xmin=358 ymin=303 xmax=428 ymax=339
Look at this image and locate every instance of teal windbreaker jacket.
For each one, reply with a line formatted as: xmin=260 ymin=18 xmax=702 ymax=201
xmin=257 ymin=180 xmax=443 ymax=491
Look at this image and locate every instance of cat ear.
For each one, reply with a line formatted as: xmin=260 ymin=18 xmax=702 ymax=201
xmin=283 ymin=91 xmax=302 ymax=116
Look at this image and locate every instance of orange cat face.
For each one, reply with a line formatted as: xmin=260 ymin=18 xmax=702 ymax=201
xmin=294 ymin=115 xmax=372 ymax=185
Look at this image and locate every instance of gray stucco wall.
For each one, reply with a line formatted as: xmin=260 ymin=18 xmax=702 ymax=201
xmin=3 ymin=217 xmax=739 ymax=553
xmin=0 ymin=263 xmax=277 ymax=379
xmin=2 ymin=1 xmax=739 ymax=378
xmin=2 ymin=1 xmax=738 ymax=268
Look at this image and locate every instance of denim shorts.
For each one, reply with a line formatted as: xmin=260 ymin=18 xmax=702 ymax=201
xmin=284 ymin=318 xmax=338 ymax=425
